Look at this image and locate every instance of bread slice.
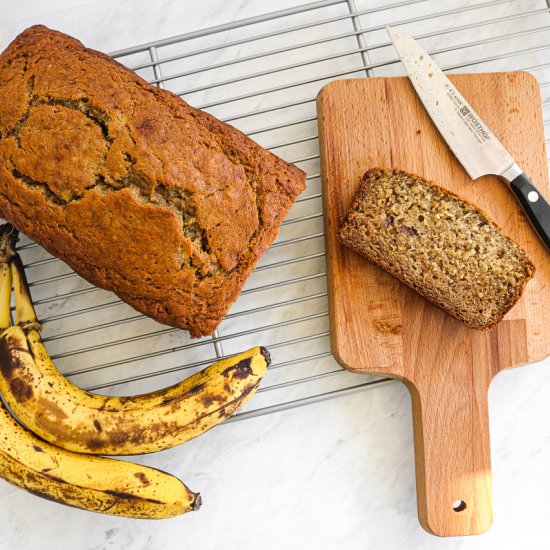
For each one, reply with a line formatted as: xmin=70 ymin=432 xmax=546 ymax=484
xmin=339 ymin=168 xmax=535 ymax=330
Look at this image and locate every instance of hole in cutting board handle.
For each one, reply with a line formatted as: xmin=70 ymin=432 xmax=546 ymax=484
xmin=452 ymin=500 xmax=467 ymax=512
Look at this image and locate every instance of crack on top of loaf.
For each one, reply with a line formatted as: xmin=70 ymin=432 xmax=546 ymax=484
xmin=126 ymin=83 xmax=277 ymax=273
xmin=9 ymin=155 xmax=224 ymax=276
xmin=4 ymin=75 xmax=35 ymax=141
xmin=11 ymin=168 xmax=71 ymax=205
xmin=123 ymin=152 xmax=137 ymax=167
xmin=38 ymin=96 xmax=113 ymax=143
xmin=5 ymin=91 xmax=112 ymax=148
xmin=4 ymin=71 xmax=261 ymax=279
xmin=119 ymin=151 xmax=220 ymax=274
xmin=155 ymin=183 xmax=223 ymax=276
xmin=164 ymin=108 xmax=264 ymax=253
xmin=6 ymin=97 xmax=222 ymax=275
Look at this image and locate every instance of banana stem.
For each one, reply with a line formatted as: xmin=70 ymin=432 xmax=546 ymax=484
xmin=0 ymin=223 xmax=17 ymax=264
xmin=10 ymin=254 xmax=39 ymax=326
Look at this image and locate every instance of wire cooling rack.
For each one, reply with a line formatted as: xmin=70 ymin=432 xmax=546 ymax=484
xmin=10 ymin=0 xmax=550 ymax=422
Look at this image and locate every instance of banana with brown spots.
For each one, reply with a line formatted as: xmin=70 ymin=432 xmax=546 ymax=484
xmin=0 ymin=395 xmax=201 ymax=518
xmin=0 ymin=225 xmax=270 ymax=455
xmin=0 ymin=243 xmax=200 ymax=518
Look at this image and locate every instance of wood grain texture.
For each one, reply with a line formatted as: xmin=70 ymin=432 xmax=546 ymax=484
xmin=317 ymin=73 xmax=550 ymax=537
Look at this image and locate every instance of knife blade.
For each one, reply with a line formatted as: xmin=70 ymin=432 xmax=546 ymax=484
xmin=386 ymin=25 xmax=550 ymax=252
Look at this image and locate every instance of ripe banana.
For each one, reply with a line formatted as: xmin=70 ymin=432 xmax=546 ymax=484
xmin=0 ymin=227 xmax=270 ymax=455
xmin=0 ymin=244 xmax=200 ymax=519
xmin=0 ymin=396 xmax=201 ymax=518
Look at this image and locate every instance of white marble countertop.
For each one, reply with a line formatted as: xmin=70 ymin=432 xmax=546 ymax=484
xmin=1 ymin=1 xmax=550 ymax=549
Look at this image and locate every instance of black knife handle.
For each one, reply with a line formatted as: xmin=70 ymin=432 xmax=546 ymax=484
xmin=509 ymin=172 xmax=550 ymax=251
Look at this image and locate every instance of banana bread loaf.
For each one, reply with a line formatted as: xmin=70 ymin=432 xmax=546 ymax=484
xmin=339 ymin=168 xmax=535 ymax=330
xmin=0 ymin=26 xmax=306 ymax=337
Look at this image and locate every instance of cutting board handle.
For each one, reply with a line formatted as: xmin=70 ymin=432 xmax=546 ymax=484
xmin=405 ymin=379 xmax=493 ymax=536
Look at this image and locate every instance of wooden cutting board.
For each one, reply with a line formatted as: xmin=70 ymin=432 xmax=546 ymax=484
xmin=317 ymin=73 xmax=550 ymax=537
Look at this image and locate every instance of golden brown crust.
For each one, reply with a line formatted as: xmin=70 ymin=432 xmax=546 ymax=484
xmin=0 ymin=25 xmax=306 ymax=337
xmin=339 ymin=168 xmax=535 ymax=331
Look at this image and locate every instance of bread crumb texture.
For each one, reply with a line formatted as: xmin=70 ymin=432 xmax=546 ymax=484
xmin=0 ymin=26 xmax=306 ymax=337
xmin=339 ymin=168 xmax=535 ymax=330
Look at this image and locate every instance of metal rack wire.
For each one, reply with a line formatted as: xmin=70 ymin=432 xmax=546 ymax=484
xmin=10 ymin=0 xmax=550 ymax=422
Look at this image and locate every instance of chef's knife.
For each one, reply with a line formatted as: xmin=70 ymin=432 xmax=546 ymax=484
xmin=386 ymin=25 xmax=550 ymax=251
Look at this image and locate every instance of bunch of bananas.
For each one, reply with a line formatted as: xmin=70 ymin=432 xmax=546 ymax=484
xmin=0 ymin=224 xmax=270 ymax=518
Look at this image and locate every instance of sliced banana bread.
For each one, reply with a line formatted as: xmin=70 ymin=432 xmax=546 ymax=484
xmin=339 ymin=168 xmax=535 ymax=330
